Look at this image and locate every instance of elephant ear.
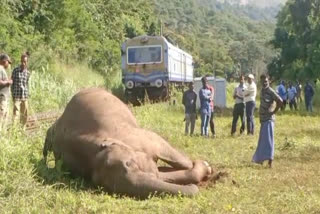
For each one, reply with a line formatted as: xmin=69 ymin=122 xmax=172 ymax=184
xmin=98 ymin=138 xmax=131 ymax=151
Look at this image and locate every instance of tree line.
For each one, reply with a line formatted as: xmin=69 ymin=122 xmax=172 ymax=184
xmin=2 ymin=0 xmax=315 ymax=88
xmin=269 ymin=0 xmax=320 ymax=81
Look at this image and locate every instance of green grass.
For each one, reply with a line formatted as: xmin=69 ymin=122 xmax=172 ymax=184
xmin=1 ymin=100 xmax=320 ymax=213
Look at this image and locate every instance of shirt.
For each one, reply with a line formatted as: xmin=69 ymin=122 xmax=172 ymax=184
xmin=199 ymin=87 xmax=212 ymax=115
xmin=182 ymin=89 xmax=197 ymax=114
xmin=11 ymin=66 xmax=30 ymax=100
xmin=277 ymin=84 xmax=287 ymax=100
xmin=304 ymin=84 xmax=314 ymax=99
xmin=207 ymin=85 xmax=214 ymax=109
xmin=259 ymin=87 xmax=282 ymax=122
xmin=234 ymin=84 xmax=246 ymax=104
xmin=243 ymin=81 xmax=257 ymax=103
xmin=287 ymin=86 xmax=297 ymax=101
xmin=0 ymin=65 xmax=10 ymax=99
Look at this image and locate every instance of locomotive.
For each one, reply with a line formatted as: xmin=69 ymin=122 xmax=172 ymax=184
xmin=121 ymin=35 xmax=193 ymax=103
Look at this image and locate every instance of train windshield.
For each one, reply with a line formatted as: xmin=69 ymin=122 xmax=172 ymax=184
xmin=127 ymin=46 xmax=162 ymax=64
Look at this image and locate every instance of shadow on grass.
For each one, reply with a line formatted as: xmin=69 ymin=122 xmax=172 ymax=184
xmin=32 ymin=159 xmax=99 ymax=193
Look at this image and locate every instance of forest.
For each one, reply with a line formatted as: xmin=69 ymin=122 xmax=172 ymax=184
xmin=1 ymin=0 xmax=319 ymax=88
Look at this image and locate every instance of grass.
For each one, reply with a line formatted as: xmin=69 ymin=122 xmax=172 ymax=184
xmin=1 ymin=100 xmax=320 ymax=213
xmin=1 ymin=68 xmax=320 ymax=213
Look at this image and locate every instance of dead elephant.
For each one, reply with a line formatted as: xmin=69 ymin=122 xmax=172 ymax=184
xmin=43 ymin=88 xmax=212 ymax=198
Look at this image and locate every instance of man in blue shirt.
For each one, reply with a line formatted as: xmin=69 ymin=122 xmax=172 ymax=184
xmin=199 ymin=77 xmax=212 ymax=137
xmin=287 ymin=81 xmax=297 ymax=110
xmin=277 ymin=80 xmax=287 ymax=111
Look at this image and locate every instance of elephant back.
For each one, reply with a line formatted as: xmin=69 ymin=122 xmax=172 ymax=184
xmin=57 ymin=88 xmax=138 ymax=136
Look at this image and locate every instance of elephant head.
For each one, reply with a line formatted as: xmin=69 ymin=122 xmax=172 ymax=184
xmin=91 ymin=139 xmax=199 ymax=198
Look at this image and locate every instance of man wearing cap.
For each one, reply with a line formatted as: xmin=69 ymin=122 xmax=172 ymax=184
xmin=0 ymin=54 xmax=13 ymax=132
xmin=243 ymin=74 xmax=257 ymax=135
xmin=11 ymin=53 xmax=31 ymax=128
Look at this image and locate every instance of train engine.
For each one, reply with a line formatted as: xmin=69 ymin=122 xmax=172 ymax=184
xmin=121 ymin=35 xmax=193 ymax=103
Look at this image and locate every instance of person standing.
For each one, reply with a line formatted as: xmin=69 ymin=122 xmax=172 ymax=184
xmin=252 ymin=74 xmax=282 ymax=168
xmin=182 ymin=82 xmax=197 ymax=136
xmin=0 ymin=54 xmax=13 ymax=132
xmin=287 ymin=81 xmax=297 ymax=110
xmin=304 ymin=80 xmax=314 ymax=112
xmin=207 ymin=80 xmax=216 ymax=138
xmin=295 ymin=80 xmax=302 ymax=103
xmin=243 ymin=74 xmax=257 ymax=135
xmin=231 ymin=75 xmax=246 ymax=136
xmin=199 ymin=76 xmax=212 ymax=137
xmin=277 ymin=80 xmax=287 ymax=111
xmin=11 ymin=53 xmax=31 ymax=128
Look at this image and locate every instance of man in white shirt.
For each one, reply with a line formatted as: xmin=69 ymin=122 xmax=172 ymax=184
xmin=231 ymin=75 xmax=246 ymax=135
xmin=243 ymin=74 xmax=257 ymax=135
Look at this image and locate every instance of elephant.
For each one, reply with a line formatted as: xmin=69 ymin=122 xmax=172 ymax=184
xmin=43 ymin=88 xmax=213 ymax=198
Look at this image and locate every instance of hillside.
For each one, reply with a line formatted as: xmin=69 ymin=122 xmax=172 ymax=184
xmin=154 ymin=0 xmax=278 ymax=79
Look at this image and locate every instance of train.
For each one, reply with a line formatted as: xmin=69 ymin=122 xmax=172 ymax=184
xmin=121 ymin=35 xmax=193 ymax=103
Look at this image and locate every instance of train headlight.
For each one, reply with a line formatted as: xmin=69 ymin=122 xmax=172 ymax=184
xmin=126 ymin=80 xmax=134 ymax=89
xmin=155 ymin=79 xmax=163 ymax=88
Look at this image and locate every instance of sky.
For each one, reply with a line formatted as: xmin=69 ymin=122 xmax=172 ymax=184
xmin=219 ymin=0 xmax=287 ymax=7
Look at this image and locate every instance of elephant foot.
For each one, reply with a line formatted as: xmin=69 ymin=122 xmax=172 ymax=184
xmin=191 ymin=160 xmax=213 ymax=183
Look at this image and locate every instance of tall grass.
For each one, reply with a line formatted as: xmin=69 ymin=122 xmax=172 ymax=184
xmin=28 ymin=61 xmax=105 ymax=113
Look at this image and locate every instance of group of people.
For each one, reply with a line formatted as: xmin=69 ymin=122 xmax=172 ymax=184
xmin=276 ymin=80 xmax=315 ymax=112
xmin=182 ymin=73 xmax=295 ymax=168
xmin=182 ymin=76 xmax=215 ymax=137
xmin=0 ymin=53 xmax=31 ymax=132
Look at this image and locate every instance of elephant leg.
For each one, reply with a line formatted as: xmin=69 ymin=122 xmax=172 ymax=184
xmin=156 ymin=140 xmax=194 ymax=170
xmin=158 ymin=160 xmax=212 ymax=185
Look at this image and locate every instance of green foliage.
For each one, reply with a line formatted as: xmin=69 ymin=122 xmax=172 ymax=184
xmin=0 ymin=0 xmax=157 ymax=90
xmin=154 ymin=0 xmax=278 ymax=79
xmin=270 ymin=0 xmax=320 ymax=81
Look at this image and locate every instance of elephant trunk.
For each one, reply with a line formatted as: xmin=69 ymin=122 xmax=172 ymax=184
xmin=123 ymin=172 xmax=199 ymax=198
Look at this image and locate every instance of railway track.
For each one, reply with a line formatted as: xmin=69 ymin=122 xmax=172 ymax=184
xmin=22 ymin=111 xmax=61 ymax=133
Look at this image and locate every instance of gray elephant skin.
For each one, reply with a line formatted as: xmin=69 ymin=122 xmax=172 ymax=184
xmin=43 ymin=88 xmax=212 ymax=198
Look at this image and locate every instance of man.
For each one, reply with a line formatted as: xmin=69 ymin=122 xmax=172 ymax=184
xmin=199 ymin=76 xmax=212 ymax=137
xmin=11 ymin=53 xmax=31 ymax=128
xmin=243 ymin=74 xmax=256 ymax=135
xmin=287 ymin=81 xmax=297 ymax=110
xmin=295 ymin=80 xmax=302 ymax=103
xmin=207 ymin=79 xmax=216 ymax=138
xmin=182 ymin=82 xmax=197 ymax=136
xmin=231 ymin=75 xmax=246 ymax=136
xmin=0 ymin=54 xmax=13 ymax=132
xmin=277 ymin=80 xmax=287 ymax=111
xmin=304 ymin=80 xmax=314 ymax=112
xmin=252 ymin=74 xmax=282 ymax=168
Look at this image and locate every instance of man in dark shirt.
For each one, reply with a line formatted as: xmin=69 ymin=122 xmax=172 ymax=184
xmin=304 ymin=80 xmax=314 ymax=112
xmin=182 ymin=82 xmax=197 ymax=136
xmin=11 ymin=53 xmax=31 ymax=128
xmin=252 ymin=74 xmax=282 ymax=168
